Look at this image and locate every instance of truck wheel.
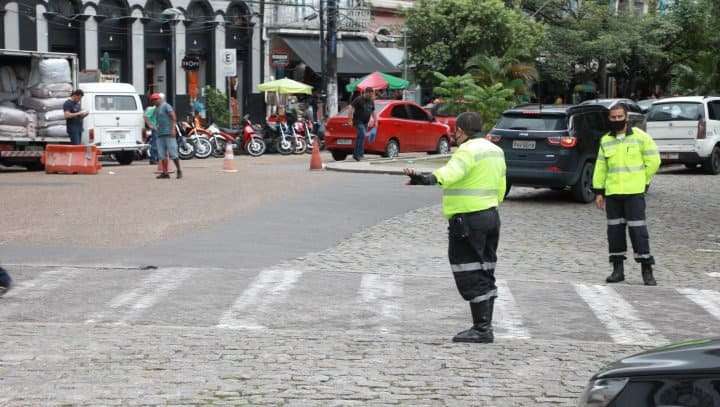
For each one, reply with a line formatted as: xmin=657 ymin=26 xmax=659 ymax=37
xmin=116 ymin=151 xmax=134 ymax=165
xmin=571 ymin=161 xmax=595 ymax=203
xmin=331 ymin=150 xmax=347 ymax=161
xmin=701 ymin=145 xmax=720 ymax=175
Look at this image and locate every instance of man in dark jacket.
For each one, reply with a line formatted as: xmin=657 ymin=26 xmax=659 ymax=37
xmin=347 ymin=87 xmax=378 ymax=161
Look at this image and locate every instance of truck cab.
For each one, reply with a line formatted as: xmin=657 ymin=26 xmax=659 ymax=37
xmin=79 ymin=82 xmax=146 ymax=165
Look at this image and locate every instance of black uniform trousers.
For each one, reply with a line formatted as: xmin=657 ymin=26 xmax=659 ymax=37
xmin=448 ymin=208 xmax=500 ymax=302
xmin=605 ymin=194 xmax=654 ymax=264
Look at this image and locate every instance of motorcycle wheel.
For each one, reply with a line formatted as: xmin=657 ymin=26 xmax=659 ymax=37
xmin=275 ymin=138 xmax=293 ymax=155
xmin=211 ymin=136 xmax=227 ymax=158
xmin=245 ymin=138 xmax=266 ymax=157
xmin=305 ymin=134 xmax=318 ymax=154
xmin=178 ymin=139 xmax=195 ymax=160
xmin=294 ymin=137 xmax=308 ymax=154
xmin=194 ymin=137 xmax=213 ymax=159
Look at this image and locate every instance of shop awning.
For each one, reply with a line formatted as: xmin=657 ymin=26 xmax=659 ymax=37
xmin=281 ymin=35 xmax=400 ymax=75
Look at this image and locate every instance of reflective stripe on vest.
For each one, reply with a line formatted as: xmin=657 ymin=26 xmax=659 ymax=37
xmin=443 ymin=188 xmax=499 ymax=197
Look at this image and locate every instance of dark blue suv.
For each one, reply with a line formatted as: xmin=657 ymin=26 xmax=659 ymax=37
xmin=488 ymin=104 xmax=611 ymax=203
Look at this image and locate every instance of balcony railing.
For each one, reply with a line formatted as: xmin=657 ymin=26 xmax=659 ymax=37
xmin=265 ymin=3 xmax=371 ymax=32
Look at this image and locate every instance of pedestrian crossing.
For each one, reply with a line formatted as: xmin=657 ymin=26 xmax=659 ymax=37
xmin=1 ymin=265 xmax=720 ymax=346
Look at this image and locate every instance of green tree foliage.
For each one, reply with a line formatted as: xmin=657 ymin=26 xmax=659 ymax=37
xmin=204 ymin=86 xmax=230 ymax=127
xmin=465 ymin=54 xmax=538 ymax=97
xmin=405 ymin=0 xmax=543 ymax=85
xmin=433 ymin=72 xmax=515 ymax=130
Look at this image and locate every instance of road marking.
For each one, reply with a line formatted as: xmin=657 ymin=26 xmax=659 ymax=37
xmin=695 ymin=249 xmax=720 ymax=253
xmin=1 ymin=267 xmax=83 ymax=299
xmin=573 ymin=284 xmax=667 ymax=345
xmin=217 ymin=269 xmax=302 ymax=330
xmin=708 ymin=272 xmax=720 ymax=278
xmin=86 ymin=268 xmax=192 ymax=324
xmin=494 ymin=279 xmax=531 ymax=339
xmin=358 ymin=273 xmax=403 ymax=333
xmin=678 ymin=288 xmax=720 ymax=321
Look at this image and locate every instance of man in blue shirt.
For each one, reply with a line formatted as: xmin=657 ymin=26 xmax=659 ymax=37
xmin=152 ymin=94 xmax=182 ymax=179
xmin=63 ymin=89 xmax=88 ymax=145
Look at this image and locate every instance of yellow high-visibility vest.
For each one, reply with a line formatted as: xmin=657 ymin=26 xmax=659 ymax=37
xmin=592 ymin=128 xmax=661 ymax=196
xmin=433 ymin=138 xmax=507 ymax=218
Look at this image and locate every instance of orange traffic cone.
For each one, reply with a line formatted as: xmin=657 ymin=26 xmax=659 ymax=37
xmin=222 ymin=143 xmax=238 ymax=173
xmin=309 ymin=139 xmax=323 ymax=171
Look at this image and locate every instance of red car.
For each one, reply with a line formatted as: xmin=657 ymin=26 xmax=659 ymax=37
xmin=325 ymin=100 xmax=452 ymax=161
xmin=425 ymin=102 xmax=458 ymax=145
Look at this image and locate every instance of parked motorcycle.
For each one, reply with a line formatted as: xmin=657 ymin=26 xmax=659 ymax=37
xmin=178 ymin=119 xmax=213 ymax=159
xmin=238 ymin=115 xmax=267 ymax=157
xmin=295 ymin=117 xmax=319 ymax=154
xmin=265 ymin=115 xmax=295 ymax=155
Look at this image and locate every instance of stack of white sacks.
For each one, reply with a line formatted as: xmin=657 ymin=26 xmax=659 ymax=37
xmin=21 ymin=59 xmax=73 ymax=138
xmin=0 ymin=59 xmax=73 ymax=140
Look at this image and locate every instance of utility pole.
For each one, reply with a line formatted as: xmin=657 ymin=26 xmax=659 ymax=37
xmin=319 ymin=0 xmax=326 ymax=119
xmin=325 ymin=0 xmax=338 ymax=116
xmin=403 ymin=28 xmax=408 ymax=81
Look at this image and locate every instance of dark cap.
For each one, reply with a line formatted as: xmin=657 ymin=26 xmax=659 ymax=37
xmin=456 ymin=112 xmax=484 ymax=136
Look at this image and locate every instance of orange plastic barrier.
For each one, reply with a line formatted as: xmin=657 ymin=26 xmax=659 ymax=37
xmin=42 ymin=144 xmax=102 ymax=175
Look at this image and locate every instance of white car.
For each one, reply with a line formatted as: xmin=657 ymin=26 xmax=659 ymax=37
xmin=645 ymin=96 xmax=720 ymax=174
xmin=79 ymin=82 xmax=147 ymax=165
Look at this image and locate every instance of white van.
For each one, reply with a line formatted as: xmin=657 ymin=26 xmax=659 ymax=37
xmin=79 ymin=82 xmax=146 ymax=165
xmin=645 ymin=96 xmax=720 ymax=174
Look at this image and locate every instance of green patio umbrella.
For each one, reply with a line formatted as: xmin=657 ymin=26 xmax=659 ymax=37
xmin=345 ymin=72 xmax=409 ymax=93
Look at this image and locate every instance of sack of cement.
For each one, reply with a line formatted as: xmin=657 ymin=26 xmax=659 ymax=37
xmin=38 ymin=59 xmax=72 ymax=85
xmin=38 ymin=119 xmax=65 ymax=128
xmin=38 ymin=124 xmax=68 ymax=138
xmin=0 ymin=106 xmax=29 ymax=126
xmin=13 ymin=64 xmax=30 ymax=81
xmin=26 ymin=109 xmax=37 ymax=126
xmin=20 ymin=96 xmax=66 ymax=112
xmin=0 ymin=124 xmax=28 ymax=137
xmin=0 ymin=66 xmax=18 ymax=94
xmin=39 ymin=109 xmax=65 ymax=122
xmin=30 ymin=83 xmax=73 ymax=98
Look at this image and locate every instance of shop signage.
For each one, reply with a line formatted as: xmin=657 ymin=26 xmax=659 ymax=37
xmin=270 ymin=50 xmax=289 ymax=67
xmin=181 ymin=55 xmax=201 ymax=71
xmin=222 ymin=49 xmax=237 ymax=77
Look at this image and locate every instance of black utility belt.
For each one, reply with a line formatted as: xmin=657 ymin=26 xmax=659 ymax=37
xmin=448 ymin=207 xmax=497 ymax=239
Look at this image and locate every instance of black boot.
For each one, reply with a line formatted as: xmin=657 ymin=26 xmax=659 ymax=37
xmin=452 ymin=299 xmax=494 ymax=343
xmin=641 ymin=263 xmax=657 ymax=286
xmin=606 ymin=261 xmax=625 ymax=283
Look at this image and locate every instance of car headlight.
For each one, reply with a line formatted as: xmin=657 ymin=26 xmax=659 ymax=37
xmin=578 ymin=378 xmax=628 ymax=407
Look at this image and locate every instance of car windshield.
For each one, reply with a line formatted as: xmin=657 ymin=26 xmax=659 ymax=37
xmin=337 ymin=100 xmax=390 ymax=117
xmin=94 ymin=95 xmax=137 ymax=111
xmin=647 ymin=102 xmax=703 ymax=121
xmin=496 ymin=114 xmax=567 ymax=131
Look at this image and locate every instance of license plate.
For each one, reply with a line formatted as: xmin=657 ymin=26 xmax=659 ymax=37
xmin=337 ymin=139 xmax=353 ymax=145
xmin=109 ymin=133 xmax=127 ymax=141
xmin=660 ymin=153 xmax=679 ymax=160
xmin=512 ymin=140 xmax=536 ymax=150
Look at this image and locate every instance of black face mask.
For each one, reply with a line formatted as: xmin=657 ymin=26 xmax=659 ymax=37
xmin=609 ymin=120 xmax=627 ymax=133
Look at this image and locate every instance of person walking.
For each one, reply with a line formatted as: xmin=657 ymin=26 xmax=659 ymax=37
xmin=144 ymin=94 xmax=160 ymax=165
xmin=404 ymin=112 xmax=507 ymax=343
xmin=347 ymin=87 xmax=378 ymax=161
xmin=0 ymin=266 xmax=12 ymax=297
xmin=153 ymin=94 xmax=182 ymax=179
xmin=593 ymin=103 xmax=661 ymax=285
xmin=63 ymin=89 xmax=88 ymax=145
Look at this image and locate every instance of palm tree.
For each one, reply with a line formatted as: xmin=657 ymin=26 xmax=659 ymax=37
xmin=465 ymin=55 xmax=539 ymax=99
xmin=670 ymin=51 xmax=720 ymax=95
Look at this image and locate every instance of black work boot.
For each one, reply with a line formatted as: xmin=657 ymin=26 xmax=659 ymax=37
xmin=452 ymin=299 xmax=494 ymax=343
xmin=606 ymin=261 xmax=625 ymax=283
xmin=641 ymin=263 xmax=657 ymax=286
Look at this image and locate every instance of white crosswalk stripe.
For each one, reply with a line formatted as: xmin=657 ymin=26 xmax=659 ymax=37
xmin=2 ymin=267 xmax=83 ymax=299
xmin=678 ymin=288 xmax=720 ymax=321
xmin=86 ymin=268 xmax=193 ymax=324
xmin=494 ymin=279 xmax=531 ymax=339
xmin=573 ymin=283 xmax=667 ymax=345
xmin=358 ymin=273 xmax=404 ymax=333
xmin=217 ymin=268 xmax=302 ymax=330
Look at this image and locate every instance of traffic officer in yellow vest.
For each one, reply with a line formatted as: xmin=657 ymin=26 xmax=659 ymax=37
xmin=404 ymin=112 xmax=506 ymax=343
xmin=593 ymin=103 xmax=661 ymax=286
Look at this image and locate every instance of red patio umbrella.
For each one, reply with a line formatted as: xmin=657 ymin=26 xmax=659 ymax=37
xmin=355 ymin=72 xmax=391 ymax=91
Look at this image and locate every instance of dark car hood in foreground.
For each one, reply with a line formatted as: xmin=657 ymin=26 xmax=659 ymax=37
xmin=596 ymin=338 xmax=720 ymax=379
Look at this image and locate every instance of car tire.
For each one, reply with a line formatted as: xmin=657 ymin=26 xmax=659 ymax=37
xmin=504 ymin=181 xmax=512 ymax=199
xmin=431 ymin=137 xmax=450 ymax=155
xmin=331 ymin=150 xmax=348 ymax=161
xmin=384 ymin=139 xmax=399 ymax=159
xmin=571 ymin=161 xmax=595 ymax=203
xmin=116 ymin=151 xmax=134 ymax=166
xmin=701 ymin=145 xmax=720 ymax=175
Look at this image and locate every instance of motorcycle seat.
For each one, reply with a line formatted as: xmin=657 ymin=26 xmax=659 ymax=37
xmin=220 ymin=127 xmax=241 ymax=135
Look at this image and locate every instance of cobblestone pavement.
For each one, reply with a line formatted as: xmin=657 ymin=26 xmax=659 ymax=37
xmin=1 ymin=165 xmax=719 ymax=405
